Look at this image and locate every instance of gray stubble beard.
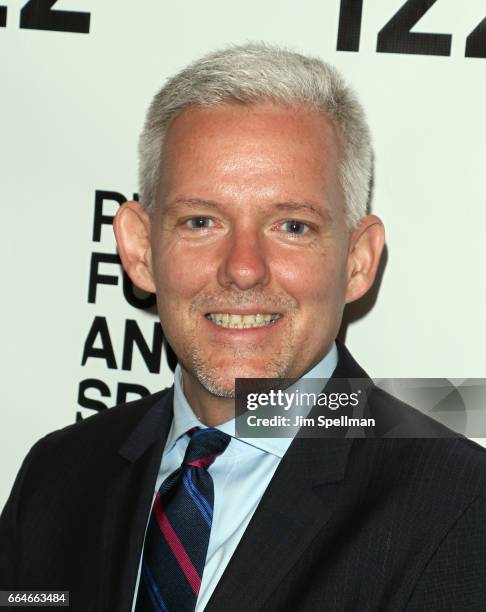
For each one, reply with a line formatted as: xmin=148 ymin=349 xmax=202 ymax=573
xmin=187 ymin=327 xmax=297 ymax=399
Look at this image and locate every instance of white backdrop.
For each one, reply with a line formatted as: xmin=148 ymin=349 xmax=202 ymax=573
xmin=1 ymin=0 xmax=485 ymax=508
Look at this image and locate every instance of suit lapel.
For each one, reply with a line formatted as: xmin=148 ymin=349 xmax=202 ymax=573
xmin=206 ymin=341 xmax=371 ymax=611
xmin=99 ymin=388 xmax=174 ymax=612
xmin=206 ymin=436 xmax=353 ymax=611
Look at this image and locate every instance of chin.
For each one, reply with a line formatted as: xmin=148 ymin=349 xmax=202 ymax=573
xmin=192 ymin=359 xmax=283 ymax=399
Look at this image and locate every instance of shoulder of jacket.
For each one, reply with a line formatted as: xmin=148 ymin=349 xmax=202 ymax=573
xmin=29 ymin=386 xmax=173 ymax=456
xmin=366 ymin=386 xmax=486 ymax=491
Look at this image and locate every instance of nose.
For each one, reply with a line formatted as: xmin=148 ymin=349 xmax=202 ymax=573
xmin=217 ymin=225 xmax=270 ymax=290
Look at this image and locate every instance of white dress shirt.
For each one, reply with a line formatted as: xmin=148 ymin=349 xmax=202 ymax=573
xmin=131 ymin=343 xmax=338 ymax=611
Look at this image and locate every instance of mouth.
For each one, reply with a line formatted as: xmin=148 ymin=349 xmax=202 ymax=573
xmin=205 ymin=313 xmax=282 ymax=329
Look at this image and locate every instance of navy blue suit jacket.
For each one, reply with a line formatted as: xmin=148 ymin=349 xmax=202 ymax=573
xmin=1 ymin=343 xmax=485 ymax=610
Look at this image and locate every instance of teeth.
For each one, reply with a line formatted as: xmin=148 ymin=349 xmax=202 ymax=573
xmin=206 ymin=313 xmax=281 ymax=328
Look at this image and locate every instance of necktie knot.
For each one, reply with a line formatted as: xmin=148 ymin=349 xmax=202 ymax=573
xmin=183 ymin=427 xmax=231 ymax=469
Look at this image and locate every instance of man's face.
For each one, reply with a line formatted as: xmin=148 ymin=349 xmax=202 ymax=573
xmin=149 ymin=102 xmax=353 ymax=397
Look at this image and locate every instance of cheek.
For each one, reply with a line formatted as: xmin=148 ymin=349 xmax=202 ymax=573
xmin=153 ymin=240 xmax=214 ymax=301
xmin=273 ymin=248 xmax=347 ymax=309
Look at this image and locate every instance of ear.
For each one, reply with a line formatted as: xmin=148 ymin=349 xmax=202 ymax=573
xmin=345 ymin=215 xmax=385 ymax=304
xmin=113 ymin=201 xmax=156 ymax=293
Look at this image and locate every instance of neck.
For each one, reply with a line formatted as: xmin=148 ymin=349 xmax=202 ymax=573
xmin=181 ymin=367 xmax=235 ymax=427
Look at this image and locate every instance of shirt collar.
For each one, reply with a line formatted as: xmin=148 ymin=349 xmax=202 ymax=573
xmin=168 ymin=342 xmax=338 ymax=458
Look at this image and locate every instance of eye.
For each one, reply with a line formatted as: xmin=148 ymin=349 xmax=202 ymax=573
xmin=184 ymin=216 xmax=215 ymax=229
xmin=280 ymin=220 xmax=310 ymax=235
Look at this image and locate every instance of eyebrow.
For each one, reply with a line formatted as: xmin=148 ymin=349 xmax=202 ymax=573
xmin=168 ymin=198 xmax=221 ymax=211
xmin=168 ymin=197 xmax=332 ymax=223
xmin=273 ymin=201 xmax=332 ymax=223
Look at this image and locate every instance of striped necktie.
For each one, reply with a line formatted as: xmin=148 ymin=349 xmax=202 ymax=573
xmin=135 ymin=427 xmax=231 ymax=612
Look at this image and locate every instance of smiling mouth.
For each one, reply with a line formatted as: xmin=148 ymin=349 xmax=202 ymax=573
xmin=205 ymin=313 xmax=282 ymax=329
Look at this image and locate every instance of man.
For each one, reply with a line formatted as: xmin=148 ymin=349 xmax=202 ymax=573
xmin=1 ymin=44 xmax=485 ymax=611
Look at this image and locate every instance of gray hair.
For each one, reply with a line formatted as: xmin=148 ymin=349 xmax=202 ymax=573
xmin=138 ymin=43 xmax=372 ymax=228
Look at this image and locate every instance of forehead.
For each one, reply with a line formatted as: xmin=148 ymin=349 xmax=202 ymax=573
xmin=164 ymin=101 xmax=341 ymax=159
xmin=158 ymin=101 xmax=344 ymax=211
